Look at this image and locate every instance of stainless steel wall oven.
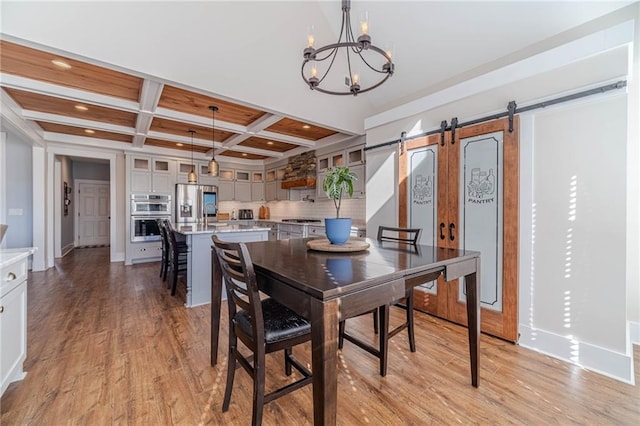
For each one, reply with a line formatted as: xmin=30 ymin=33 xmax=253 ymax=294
xmin=130 ymin=194 xmax=171 ymax=242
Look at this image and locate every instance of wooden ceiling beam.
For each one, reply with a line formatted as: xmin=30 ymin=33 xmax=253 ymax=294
xmin=21 ymin=110 xmax=135 ymax=135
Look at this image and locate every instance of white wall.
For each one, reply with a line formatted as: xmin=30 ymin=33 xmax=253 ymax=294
xmin=364 ymin=8 xmax=638 ymax=383
xmin=2 ymin=129 xmax=33 ymax=249
xmin=73 ymin=160 xmax=109 ymax=181
xmin=518 ymin=95 xmax=631 ymax=382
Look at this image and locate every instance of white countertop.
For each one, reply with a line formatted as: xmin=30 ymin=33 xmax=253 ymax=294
xmin=174 ymin=224 xmax=271 ymax=235
xmin=0 ymin=247 xmax=37 ymax=268
xmin=230 ymin=218 xmax=367 ymax=230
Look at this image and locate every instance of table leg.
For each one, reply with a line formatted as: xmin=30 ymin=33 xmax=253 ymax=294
xmin=310 ymin=298 xmax=339 ymax=425
xmin=210 ymin=248 xmax=222 ymax=366
xmin=464 ymin=258 xmax=481 ymax=387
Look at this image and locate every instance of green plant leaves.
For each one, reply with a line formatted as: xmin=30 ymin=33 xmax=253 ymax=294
xmin=322 ymin=166 xmax=357 ymax=218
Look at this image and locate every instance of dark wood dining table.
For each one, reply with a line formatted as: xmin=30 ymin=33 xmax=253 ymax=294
xmin=210 ymin=237 xmax=481 ymax=425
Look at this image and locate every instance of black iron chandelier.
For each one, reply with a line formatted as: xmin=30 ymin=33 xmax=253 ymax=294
xmin=301 ymin=0 xmax=394 ymax=96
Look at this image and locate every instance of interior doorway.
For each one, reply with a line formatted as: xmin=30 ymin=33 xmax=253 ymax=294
xmin=74 ymin=180 xmax=110 ymax=247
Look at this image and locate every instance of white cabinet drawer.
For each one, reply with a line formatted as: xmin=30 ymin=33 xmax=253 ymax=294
xmin=1 ymin=257 xmax=27 ymax=298
xmin=307 ymin=226 xmax=325 ymax=237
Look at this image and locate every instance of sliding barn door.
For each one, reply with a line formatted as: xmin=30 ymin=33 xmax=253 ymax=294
xmin=400 ymin=117 xmax=519 ymax=341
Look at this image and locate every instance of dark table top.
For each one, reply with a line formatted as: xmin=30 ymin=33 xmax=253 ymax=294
xmin=244 ymin=238 xmax=480 ymax=301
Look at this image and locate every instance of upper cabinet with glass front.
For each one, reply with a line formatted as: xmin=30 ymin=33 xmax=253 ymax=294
xmin=129 ymin=155 xmax=174 ymax=194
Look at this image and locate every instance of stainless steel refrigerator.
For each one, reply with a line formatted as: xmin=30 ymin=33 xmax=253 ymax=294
xmin=175 ymin=184 xmax=218 ymax=224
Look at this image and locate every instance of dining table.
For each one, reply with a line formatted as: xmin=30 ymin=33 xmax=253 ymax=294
xmin=210 ymin=237 xmax=481 ymax=425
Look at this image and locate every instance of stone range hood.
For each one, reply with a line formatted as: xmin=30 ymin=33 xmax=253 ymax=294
xmin=281 ymin=151 xmax=317 ymax=189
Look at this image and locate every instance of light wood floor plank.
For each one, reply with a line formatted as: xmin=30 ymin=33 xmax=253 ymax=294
xmin=1 ymin=247 xmax=638 ymax=425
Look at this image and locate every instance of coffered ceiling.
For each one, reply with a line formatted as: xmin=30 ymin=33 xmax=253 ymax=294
xmin=0 ymin=1 xmax=631 ymax=164
xmin=0 ymin=39 xmax=351 ymax=163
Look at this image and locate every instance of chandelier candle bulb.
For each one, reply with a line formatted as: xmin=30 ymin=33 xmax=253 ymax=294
xmin=359 ymin=11 xmax=369 ymax=35
xmin=307 ymin=26 xmax=315 ymax=48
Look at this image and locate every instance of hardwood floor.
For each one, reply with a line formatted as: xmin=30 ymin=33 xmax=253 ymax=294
xmin=1 ymin=247 xmax=638 ymax=425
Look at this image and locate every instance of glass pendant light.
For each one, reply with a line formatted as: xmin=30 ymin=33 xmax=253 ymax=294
xmin=208 ymin=105 xmax=219 ymax=176
xmin=187 ymin=130 xmax=197 ymax=183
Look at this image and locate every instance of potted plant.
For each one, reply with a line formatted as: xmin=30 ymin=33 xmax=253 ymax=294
xmin=323 ymin=166 xmax=357 ymax=244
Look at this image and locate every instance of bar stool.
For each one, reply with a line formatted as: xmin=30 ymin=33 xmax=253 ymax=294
xmin=165 ymin=221 xmax=189 ymax=296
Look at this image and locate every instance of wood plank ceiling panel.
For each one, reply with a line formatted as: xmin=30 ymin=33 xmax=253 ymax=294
xmin=158 ymin=85 xmax=266 ymax=125
xmin=266 ymin=117 xmax=337 ymax=141
xmin=145 ymin=138 xmax=210 ymax=153
xmin=36 ymin=121 xmax=133 ymax=143
xmin=4 ymin=88 xmax=137 ymax=127
xmin=149 ymin=117 xmax=235 ymax=141
xmin=238 ymin=136 xmax=298 ymax=153
xmin=0 ymin=41 xmax=142 ymax=101
xmin=219 ymin=151 xmax=268 ymax=160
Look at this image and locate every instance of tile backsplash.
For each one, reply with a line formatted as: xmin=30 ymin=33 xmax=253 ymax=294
xmin=219 ymin=197 xmax=365 ymax=221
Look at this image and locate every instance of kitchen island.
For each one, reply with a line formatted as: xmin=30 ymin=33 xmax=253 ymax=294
xmin=174 ymin=223 xmax=269 ymax=306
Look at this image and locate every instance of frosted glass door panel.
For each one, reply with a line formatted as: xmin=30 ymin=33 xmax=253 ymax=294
xmin=459 ymin=131 xmax=503 ymax=311
xmin=408 ymin=146 xmax=438 ymax=294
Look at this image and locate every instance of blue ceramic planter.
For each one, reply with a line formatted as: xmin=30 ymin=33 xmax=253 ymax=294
xmin=324 ymin=218 xmax=352 ymax=245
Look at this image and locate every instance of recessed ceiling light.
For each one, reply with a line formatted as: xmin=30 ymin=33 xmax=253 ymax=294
xmin=74 ymin=105 xmax=88 ymax=111
xmin=176 ymin=143 xmax=184 ymax=147
xmin=84 ymin=129 xmax=95 ymax=134
xmin=267 ymin=141 xmax=274 ymax=145
xmin=302 ymin=125 xmax=311 ymax=129
xmin=241 ymin=153 xmax=248 ymax=156
xmin=51 ymin=59 xmax=72 ymax=70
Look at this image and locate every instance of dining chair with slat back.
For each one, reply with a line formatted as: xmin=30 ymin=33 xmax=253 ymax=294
xmin=338 ymin=225 xmax=422 ymax=376
xmin=212 ymin=235 xmax=312 ymax=426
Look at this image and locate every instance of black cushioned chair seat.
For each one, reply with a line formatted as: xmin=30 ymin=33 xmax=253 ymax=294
xmin=235 ymin=298 xmax=310 ymax=343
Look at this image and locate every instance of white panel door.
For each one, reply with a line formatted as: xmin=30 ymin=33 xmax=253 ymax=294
xmin=77 ymin=182 xmax=110 ymax=246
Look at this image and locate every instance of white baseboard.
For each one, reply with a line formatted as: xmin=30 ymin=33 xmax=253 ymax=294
xmin=630 ymin=321 xmax=640 ymax=345
xmin=61 ymin=243 xmax=74 ymax=257
xmin=111 ymin=251 xmax=124 ymax=262
xmin=519 ymin=324 xmax=634 ymax=385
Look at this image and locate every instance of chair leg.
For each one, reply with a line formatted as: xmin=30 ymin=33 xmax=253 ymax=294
xmin=406 ymin=291 xmax=416 ymax=353
xmin=222 ymin=335 xmax=237 ymax=412
xmin=338 ymin=321 xmax=345 ymax=349
xmin=171 ymin=266 xmax=178 ymax=295
xmin=379 ymin=304 xmax=390 ymax=377
xmin=252 ymin=349 xmax=266 ymax=426
xmin=284 ymin=348 xmax=292 ymax=376
xmin=372 ymin=309 xmax=379 ymax=334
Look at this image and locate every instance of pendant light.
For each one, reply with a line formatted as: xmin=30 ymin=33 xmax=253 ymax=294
xmin=208 ymin=105 xmax=219 ymax=176
xmin=187 ymin=130 xmax=197 ymax=183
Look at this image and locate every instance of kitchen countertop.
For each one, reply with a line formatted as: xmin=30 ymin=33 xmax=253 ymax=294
xmin=0 ymin=247 xmax=37 ymax=269
xmin=174 ymin=223 xmax=271 ymax=235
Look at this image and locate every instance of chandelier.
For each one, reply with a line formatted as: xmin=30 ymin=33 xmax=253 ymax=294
xmin=301 ymin=0 xmax=394 ymax=96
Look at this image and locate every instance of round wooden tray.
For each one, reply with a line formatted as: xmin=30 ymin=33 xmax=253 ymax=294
xmin=306 ymin=238 xmax=370 ymax=252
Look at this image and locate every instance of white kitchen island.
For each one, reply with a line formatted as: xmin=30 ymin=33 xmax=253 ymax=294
xmin=174 ymin=223 xmax=269 ymax=307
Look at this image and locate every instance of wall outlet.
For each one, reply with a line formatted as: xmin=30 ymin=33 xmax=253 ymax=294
xmin=8 ymin=208 xmax=23 ymax=216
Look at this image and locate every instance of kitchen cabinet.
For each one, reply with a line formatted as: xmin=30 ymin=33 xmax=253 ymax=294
xmin=217 ymin=168 xmax=253 ymax=201
xmin=277 ymin=223 xmax=305 ymax=239
xmin=1 ymin=249 xmax=32 ymax=396
xmin=399 ymin=117 xmax=519 ymax=341
xmin=130 ymin=155 xmax=174 ymax=194
xmin=251 ymin=171 xmax=264 ymax=202
xmin=265 ymin=167 xmax=289 ymax=201
xmin=128 ymin=241 xmax=163 ymax=262
xmin=218 ymin=168 xmax=235 ymax=201
xmin=317 ymin=144 xmax=365 ymax=200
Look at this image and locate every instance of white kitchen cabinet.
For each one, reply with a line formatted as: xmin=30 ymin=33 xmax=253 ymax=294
xmin=235 ymin=182 xmax=252 ymax=202
xmin=1 ymin=249 xmax=33 ymax=396
xmin=128 ymin=241 xmax=163 ymax=261
xmin=349 ymin=164 xmax=365 ymax=198
xmin=130 ymin=156 xmax=174 ymax=194
xmin=198 ymin=162 xmax=218 ymax=186
xmin=278 ymin=223 xmax=305 ymax=239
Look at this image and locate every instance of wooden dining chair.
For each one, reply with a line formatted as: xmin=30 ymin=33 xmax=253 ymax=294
xmin=339 ymin=225 xmax=422 ymax=376
xmin=212 ymin=236 xmax=312 ymax=426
